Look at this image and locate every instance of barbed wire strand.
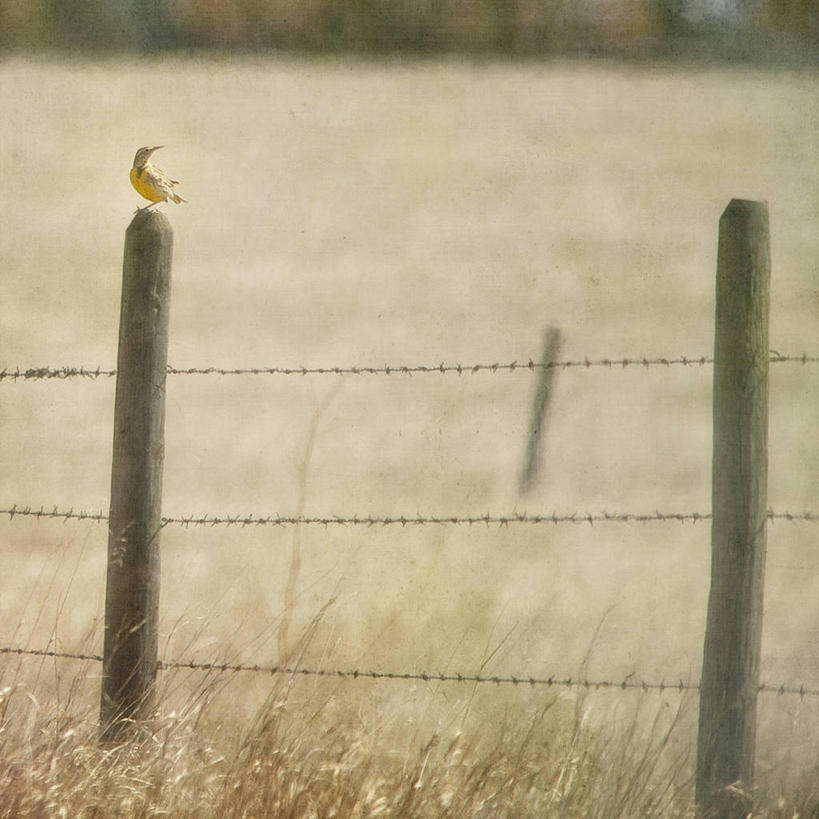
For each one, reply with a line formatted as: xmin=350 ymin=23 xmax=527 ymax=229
xmin=0 ymin=505 xmax=816 ymax=528
xmin=1 ymin=646 xmax=816 ymax=698
xmin=1 ymin=353 xmax=817 ymax=382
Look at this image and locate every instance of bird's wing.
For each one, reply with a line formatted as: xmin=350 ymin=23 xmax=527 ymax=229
xmin=144 ymin=165 xmax=179 ymax=197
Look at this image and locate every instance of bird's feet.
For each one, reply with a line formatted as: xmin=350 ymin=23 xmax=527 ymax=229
xmin=134 ymin=202 xmax=165 ymax=215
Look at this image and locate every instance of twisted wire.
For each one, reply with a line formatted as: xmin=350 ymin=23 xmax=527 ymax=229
xmin=1 ymin=353 xmax=816 ymax=382
xmin=1 ymin=505 xmax=815 ymax=528
xmin=1 ymin=646 xmax=816 ymax=697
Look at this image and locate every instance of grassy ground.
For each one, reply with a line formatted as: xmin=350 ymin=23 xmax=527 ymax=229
xmin=1 ymin=632 xmax=819 ymax=817
xmin=0 ymin=56 xmax=817 ymax=814
xmin=0 ymin=663 xmax=697 ymax=817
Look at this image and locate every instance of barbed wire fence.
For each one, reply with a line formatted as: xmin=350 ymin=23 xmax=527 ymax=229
xmin=1 ymin=351 xmax=816 ymax=382
xmin=1 ymin=365 xmax=816 ymax=700
xmin=1 ymin=504 xmax=816 ymax=528
xmin=1 ymin=361 xmax=818 ymax=691
xmin=3 ymin=646 xmax=819 ymax=699
xmin=1 ymin=201 xmax=818 ymax=806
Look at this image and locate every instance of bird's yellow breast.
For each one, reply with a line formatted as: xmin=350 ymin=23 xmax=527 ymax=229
xmin=130 ymin=166 xmax=164 ymax=203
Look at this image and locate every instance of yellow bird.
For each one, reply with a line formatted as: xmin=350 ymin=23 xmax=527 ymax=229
xmin=130 ymin=146 xmax=187 ymax=209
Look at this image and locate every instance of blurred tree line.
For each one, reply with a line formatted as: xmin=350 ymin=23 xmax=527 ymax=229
xmin=0 ymin=0 xmax=816 ymax=61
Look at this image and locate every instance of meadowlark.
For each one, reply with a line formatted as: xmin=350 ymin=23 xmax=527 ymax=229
xmin=130 ymin=146 xmax=187 ymax=209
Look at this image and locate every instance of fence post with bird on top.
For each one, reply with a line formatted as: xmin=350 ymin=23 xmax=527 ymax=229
xmin=100 ymin=208 xmax=173 ymax=743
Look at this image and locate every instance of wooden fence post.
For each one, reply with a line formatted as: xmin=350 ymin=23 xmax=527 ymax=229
xmin=100 ymin=209 xmax=173 ymax=742
xmin=519 ymin=325 xmax=562 ymax=493
xmin=696 ymin=199 xmax=770 ymax=816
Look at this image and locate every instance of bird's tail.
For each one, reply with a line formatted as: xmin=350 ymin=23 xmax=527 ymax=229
xmin=172 ymin=193 xmax=188 ymax=204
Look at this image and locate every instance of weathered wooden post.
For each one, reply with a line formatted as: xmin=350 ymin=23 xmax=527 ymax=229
xmin=696 ymin=199 xmax=770 ymax=816
xmin=519 ymin=325 xmax=562 ymax=493
xmin=100 ymin=209 xmax=173 ymax=742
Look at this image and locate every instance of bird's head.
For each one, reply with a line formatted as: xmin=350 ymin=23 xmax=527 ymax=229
xmin=133 ymin=145 xmax=163 ymax=168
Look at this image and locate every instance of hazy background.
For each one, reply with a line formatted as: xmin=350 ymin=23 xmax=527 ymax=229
xmin=0 ymin=0 xmax=817 ymax=772
xmin=1 ymin=0 xmax=818 ymax=62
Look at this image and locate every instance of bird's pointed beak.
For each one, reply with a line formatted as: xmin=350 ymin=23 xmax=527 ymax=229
xmin=149 ymin=145 xmax=164 ymax=155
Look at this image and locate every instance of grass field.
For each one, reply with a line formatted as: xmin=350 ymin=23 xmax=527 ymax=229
xmin=0 ymin=55 xmax=817 ymax=815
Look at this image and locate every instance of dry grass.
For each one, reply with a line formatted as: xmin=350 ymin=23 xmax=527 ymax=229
xmin=0 ymin=651 xmax=694 ymax=818
xmin=1 ymin=649 xmax=818 ymax=818
xmin=1 ymin=598 xmax=818 ymax=818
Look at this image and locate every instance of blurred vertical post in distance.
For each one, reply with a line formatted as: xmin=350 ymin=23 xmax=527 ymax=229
xmin=100 ymin=209 xmax=173 ymax=743
xmin=696 ymin=199 xmax=770 ymax=816
xmin=519 ymin=326 xmax=562 ymax=494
